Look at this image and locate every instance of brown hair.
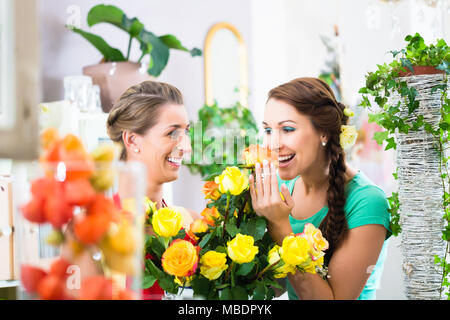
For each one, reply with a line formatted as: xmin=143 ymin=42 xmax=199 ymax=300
xmin=268 ymin=77 xmax=349 ymax=263
xmin=107 ymin=81 xmax=184 ymax=160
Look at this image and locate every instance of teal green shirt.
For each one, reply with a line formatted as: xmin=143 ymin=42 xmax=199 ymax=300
xmin=278 ymin=171 xmax=391 ymax=300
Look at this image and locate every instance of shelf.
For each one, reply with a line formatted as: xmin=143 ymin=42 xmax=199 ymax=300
xmin=0 ymin=280 xmax=19 ymax=288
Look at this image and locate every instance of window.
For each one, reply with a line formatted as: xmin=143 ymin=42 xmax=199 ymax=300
xmin=0 ymin=0 xmax=39 ymax=160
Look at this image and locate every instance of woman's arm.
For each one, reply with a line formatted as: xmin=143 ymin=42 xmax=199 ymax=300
xmin=287 ymin=224 xmax=386 ymax=300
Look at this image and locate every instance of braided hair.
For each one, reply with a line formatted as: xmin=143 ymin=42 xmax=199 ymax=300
xmin=268 ymin=77 xmax=350 ymax=264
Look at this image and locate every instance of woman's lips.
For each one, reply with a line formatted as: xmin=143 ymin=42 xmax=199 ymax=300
xmin=167 ymin=157 xmax=183 ymax=168
xmin=278 ymin=154 xmax=295 ymax=168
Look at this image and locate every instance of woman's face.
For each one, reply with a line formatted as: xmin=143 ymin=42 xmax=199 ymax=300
xmin=263 ymin=98 xmax=326 ymax=180
xmin=135 ymin=103 xmax=192 ymax=184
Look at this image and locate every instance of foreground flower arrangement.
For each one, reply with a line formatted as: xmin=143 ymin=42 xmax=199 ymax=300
xmin=19 ymin=128 xmax=139 ymax=300
xmin=144 ymin=145 xmax=329 ymax=300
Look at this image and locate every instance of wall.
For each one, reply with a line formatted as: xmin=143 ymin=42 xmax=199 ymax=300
xmin=38 ymin=0 xmax=253 ymax=213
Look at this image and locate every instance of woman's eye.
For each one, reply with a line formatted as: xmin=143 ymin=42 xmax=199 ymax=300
xmin=282 ymin=126 xmax=296 ymax=133
xmin=264 ymin=128 xmax=272 ymax=135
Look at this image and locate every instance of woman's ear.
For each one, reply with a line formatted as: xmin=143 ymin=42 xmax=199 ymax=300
xmin=122 ymin=130 xmax=141 ymax=154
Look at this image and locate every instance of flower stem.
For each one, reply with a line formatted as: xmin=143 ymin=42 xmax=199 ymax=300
xmin=222 ymin=193 xmax=231 ymax=237
xmin=255 ymin=259 xmax=281 ymax=280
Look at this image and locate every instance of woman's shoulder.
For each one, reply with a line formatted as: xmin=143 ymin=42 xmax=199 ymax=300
xmin=344 ymin=171 xmax=391 ymax=236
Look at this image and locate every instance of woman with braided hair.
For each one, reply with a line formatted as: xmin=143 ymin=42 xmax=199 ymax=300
xmin=249 ymin=77 xmax=391 ymax=300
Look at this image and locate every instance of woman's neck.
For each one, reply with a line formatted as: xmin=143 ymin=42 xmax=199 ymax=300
xmin=147 ymin=181 xmax=164 ymax=209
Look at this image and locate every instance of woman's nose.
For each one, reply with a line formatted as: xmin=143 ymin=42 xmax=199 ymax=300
xmin=177 ymin=131 xmax=192 ymax=154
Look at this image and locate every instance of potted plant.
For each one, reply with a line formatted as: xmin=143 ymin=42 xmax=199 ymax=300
xmin=67 ymin=4 xmax=202 ymax=112
xmin=359 ymin=33 xmax=450 ymax=299
xmin=185 ymin=100 xmax=259 ymax=179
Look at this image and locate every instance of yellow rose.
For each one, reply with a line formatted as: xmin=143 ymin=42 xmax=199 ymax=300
xmin=227 ymin=234 xmax=259 ymax=264
xmin=302 ymin=223 xmax=329 ymax=259
xmin=162 ymin=240 xmax=199 ymax=277
xmin=267 ymin=245 xmax=296 ymax=278
xmin=152 ymin=207 xmax=183 ymax=238
xmin=144 ymin=197 xmax=157 ymax=218
xmin=280 ymin=235 xmax=311 ymax=267
xmin=200 ymin=251 xmax=229 ymax=280
xmin=214 ymin=167 xmax=249 ymax=196
xmin=340 ymin=125 xmax=358 ymax=149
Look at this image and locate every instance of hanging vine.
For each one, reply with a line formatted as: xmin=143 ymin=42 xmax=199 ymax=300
xmin=358 ymin=33 xmax=450 ymax=298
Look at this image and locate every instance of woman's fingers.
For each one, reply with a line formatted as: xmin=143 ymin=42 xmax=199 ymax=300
xmin=255 ymin=162 xmax=264 ymax=198
xmin=262 ymin=160 xmax=271 ymax=198
xmin=280 ymin=183 xmax=295 ymax=210
xmin=269 ymin=163 xmax=279 ymax=200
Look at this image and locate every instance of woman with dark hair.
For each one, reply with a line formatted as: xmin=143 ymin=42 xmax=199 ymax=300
xmin=249 ymin=77 xmax=391 ymax=300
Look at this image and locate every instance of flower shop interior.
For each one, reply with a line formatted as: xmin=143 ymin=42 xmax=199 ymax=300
xmin=1 ymin=0 xmax=450 ymax=301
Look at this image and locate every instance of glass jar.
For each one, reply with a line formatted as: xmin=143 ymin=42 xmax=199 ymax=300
xmin=14 ymin=160 xmax=146 ymax=300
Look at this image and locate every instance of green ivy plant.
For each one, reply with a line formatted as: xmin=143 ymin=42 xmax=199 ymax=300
xmin=185 ymin=101 xmax=259 ymax=179
xmin=359 ymin=33 xmax=450 ymax=299
xmin=67 ymin=4 xmax=201 ymax=77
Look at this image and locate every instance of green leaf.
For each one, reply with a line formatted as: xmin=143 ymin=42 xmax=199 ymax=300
xmin=143 ymin=273 xmax=157 ymax=289
xmin=190 ymin=48 xmax=203 ymax=57
xmin=87 ymin=4 xmax=124 ymax=28
xmin=198 ymin=232 xmax=213 ymax=248
xmin=225 ymin=220 xmax=240 ymax=238
xmin=138 ymin=29 xmax=170 ymax=77
xmin=145 ymin=259 xmax=177 ymax=294
xmin=252 ymin=282 xmax=266 ymax=300
xmin=159 ymin=34 xmax=189 ymax=52
xmin=219 ymin=287 xmax=232 ymax=300
xmin=236 ymin=262 xmax=255 ymax=276
xmin=231 ymin=286 xmax=249 ymax=300
xmin=385 ymin=137 xmax=397 ymax=151
xmin=372 ymin=131 xmax=389 ymax=145
xmin=68 ymin=27 xmax=126 ymax=62
xmin=191 ymin=277 xmax=212 ymax=299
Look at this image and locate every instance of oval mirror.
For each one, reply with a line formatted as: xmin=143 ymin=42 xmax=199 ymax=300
xmin=204 ymin=22 xmax=248 ymax=108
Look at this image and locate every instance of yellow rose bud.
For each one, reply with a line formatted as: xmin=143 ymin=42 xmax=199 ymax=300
xmin=340 ymin=125 xmax=358 ymax=149
xmin=152 ymin=207 xmax=183 ymax=238
xmin=267 ymin=245 xmax=296 ymax=278
xmin=280 ymin=235 xmax=311 ymax=266
xmin=214 ymin=167 xmax=249 ymax=196
xmin=188 ymin=219 xmax=209 ymax=241
xmin=200 ymin=251 xmax=229 ymax=280
xmin=144 ymin=197 xmax=157 ymax=217
xmin=227 ymin=233 xmax=259 ymax=264
xmin=162 ymin=240 xmax=199 ymax=277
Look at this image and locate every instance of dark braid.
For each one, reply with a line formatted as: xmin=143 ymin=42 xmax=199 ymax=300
xmin=268 ymin=77 xmax=350 ymax=265
xmin=320 ymin=134 xmax=348 ymax=264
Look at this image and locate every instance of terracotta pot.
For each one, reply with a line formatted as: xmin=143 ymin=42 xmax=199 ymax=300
xmin=398 ymin=65 xmax=445 ymax=77
xmin=83 ymin=62 xmax=154 ymax=112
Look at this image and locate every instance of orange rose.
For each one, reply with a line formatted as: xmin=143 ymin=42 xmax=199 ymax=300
xmin=200 ymin=207 xmax=221 ymax=226
xmin=243 ymin=144 xmax=278 ymax=167
xmin=161 ymin=240 xmax=199 ymax=277
xmin=188 ymin=219 xmax=209 ymax=241
xmin=202 ymin=181 xmax=221 ymax=200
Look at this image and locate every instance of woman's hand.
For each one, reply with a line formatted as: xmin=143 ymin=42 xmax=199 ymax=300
xmin=249 ymin=160 xmax=295 ymax=226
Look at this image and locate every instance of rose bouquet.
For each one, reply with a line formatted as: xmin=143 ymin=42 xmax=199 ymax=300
xmin=144 ymin=145 xmax=329 ymax=300
xmin=18 ymin=128 xmax=143 ymax=300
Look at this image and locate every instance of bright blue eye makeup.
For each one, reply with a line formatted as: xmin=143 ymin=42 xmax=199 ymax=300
xmin=264 ymin=127 xmax=272 ymax=134
xmin=282 ymin=126 xmax=296 ymax=133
